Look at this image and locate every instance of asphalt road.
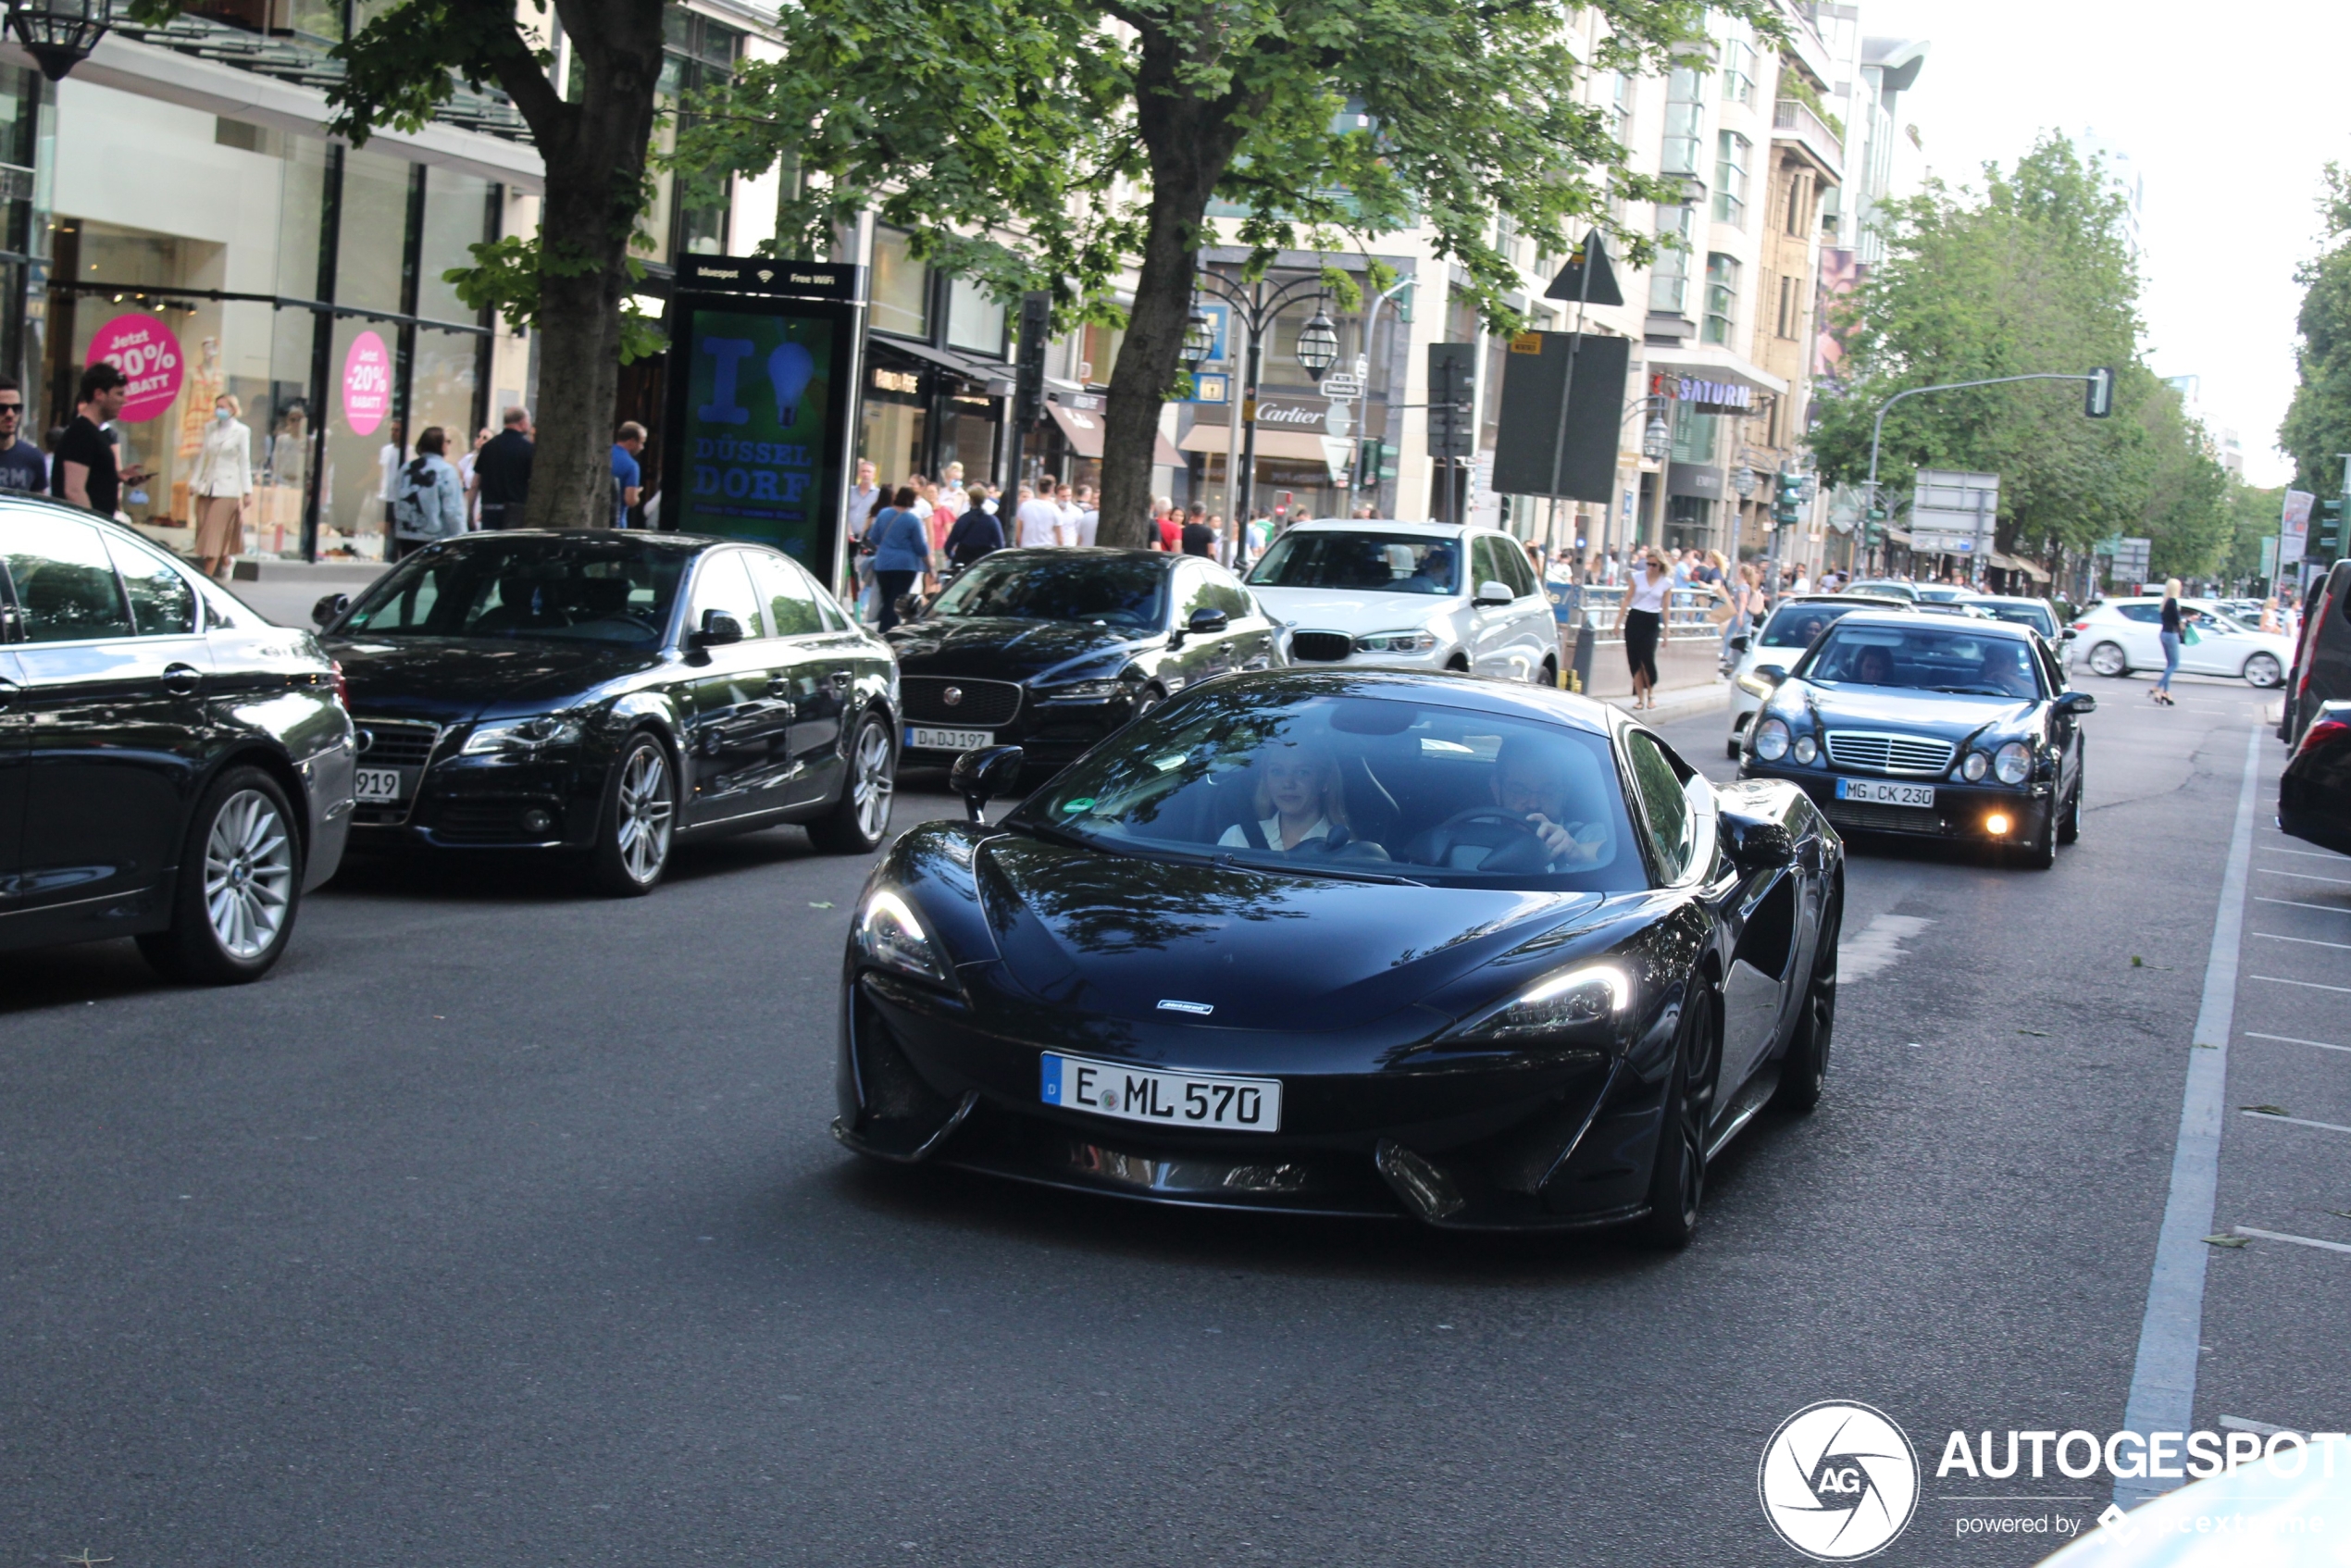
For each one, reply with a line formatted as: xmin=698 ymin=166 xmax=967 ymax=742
xmin=3 ymin=665 xmax=2342 ymax=1566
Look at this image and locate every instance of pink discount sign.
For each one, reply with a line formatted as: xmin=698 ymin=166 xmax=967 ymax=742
xmin=89 ymin=312 xmax=185 ymax=423
xmin=342 ymin=330 xmax=392 ymax=436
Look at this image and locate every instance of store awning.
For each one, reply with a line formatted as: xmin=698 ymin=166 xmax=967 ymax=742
xmin=1043 ymin=402 xmax=1184 ymax=467
xmin=1176 ymin=424 xmax=1336 ymax=463
xmin=870 ymin=337 xmax=1016 ymax=395
xmin=1885 ymin=528 xmax=1914 ymax=546
xmin=1642 ymin=345 xmax=1790 ymax=401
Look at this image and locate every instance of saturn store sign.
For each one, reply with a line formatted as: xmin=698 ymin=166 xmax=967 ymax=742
xmin=1667 ymin=376 xmax=1757 ymax=417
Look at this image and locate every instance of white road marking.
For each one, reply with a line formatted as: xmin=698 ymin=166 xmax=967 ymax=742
xmin=1836 ymin=914 xmax=1932 ymax=982
xmin=2241 ymin=1109 xmax=2351 ymax=1136
xmin=2252 ymin=974 xmax=2351 ymax=994
xmin=2119 ymin=728 xmax=2262 ymax=1511
xmin=2261 ymin=868 xmax=2351 ymax=885
xmin=2220 ymin=1415 xmax=2306 ymax=1437
xmin=2268 ymin=846 xmax=2351 ymax=861
xmin=2253 ymin=932 xmax=2351 ymax=951
xmin=2255 ymin=897 xmax=2351 ymax=915
xmin=2233 ymin=1226 xmax=2351 ymax=1257
xmin=2245 ymin=1031 xmax=2351 ymax=1056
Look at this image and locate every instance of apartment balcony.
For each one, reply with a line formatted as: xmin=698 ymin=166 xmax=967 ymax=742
xmin=1771 ymin=100 xmax=1843 ymax=183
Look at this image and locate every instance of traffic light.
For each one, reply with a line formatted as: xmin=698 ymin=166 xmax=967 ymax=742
xmin=2084 ymin=367 xmax=2115 ymax=418
xmin=1772 ymin=471 xmax=1804 ymax=526
xmin=1013 ymin=291 xmax=1051 ymax=430
xmin=1427 ymin=342 xmax=1476 ymax=461
xmin=2321 ymin=497 xmax=2345 ymax=557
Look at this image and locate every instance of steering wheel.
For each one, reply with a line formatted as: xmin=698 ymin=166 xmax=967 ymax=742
xmin=1407 ymin=807 xmax=1554 ymax=874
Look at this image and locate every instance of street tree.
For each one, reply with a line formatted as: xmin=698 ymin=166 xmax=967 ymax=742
xmin=677 ymin=0 xmax=1762 ymax=545
xmin=2282 ymin=164 xmax=2351 ymax=499
xmin=1810 ymin=136 xmax=2223 ymax=576
xmin=131 ymin=0 xmax=669 ymax=531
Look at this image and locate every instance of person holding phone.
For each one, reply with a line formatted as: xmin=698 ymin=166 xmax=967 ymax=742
xmin=52 ymin=361 xmax=142 ymax=516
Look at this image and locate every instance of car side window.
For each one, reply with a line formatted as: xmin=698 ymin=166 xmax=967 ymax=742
xmin=687 ymin=551 xmax=765 ymax=639
xmin=1623 ymin=729 xmax=1696 ymax=882
xmin=1469 ymin=535 xmax=1507 ymax=596
xmin=2118 ymin=604 xmax=2159 ymax=624
xmin=1201 ymin=565 xmax=1253 ymax=620
xmin=1 ymin=514 xmax=134 ymax=642
xmin=1173 ymin=561 xmax=1217 ymax=623
xmin=744 ymin=550 xmax=824 ymax=638
xmin=1500 ymin=540 xmax=1538 ymax=598
xmin=2035 ymin=641 xmax=2066 ymax=691
xmin=105 ymin=532 xmax=199 ymax=636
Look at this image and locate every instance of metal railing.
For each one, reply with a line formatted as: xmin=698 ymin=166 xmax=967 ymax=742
xmin=1771 ymin=99 xmax=1845 ymax=176
xmin=1550 ymin=583 xmax=1728 ymax=643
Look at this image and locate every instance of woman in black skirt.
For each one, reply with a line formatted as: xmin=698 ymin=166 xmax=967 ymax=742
xmin=1622 ymin=549 xmax=1671 ymax=709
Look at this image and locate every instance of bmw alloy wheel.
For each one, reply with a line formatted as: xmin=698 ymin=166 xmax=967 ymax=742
xmin=204 ymin=789 xmax=296 ymax=960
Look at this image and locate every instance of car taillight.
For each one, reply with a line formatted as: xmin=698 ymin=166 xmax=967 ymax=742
xmin=2296 ymin=718 xmax=2349 ymax=756
xmin=2071 ymin=619 xmax=2091 ymax=631
xmin=330 ymin=659 xmax=349 ymax=710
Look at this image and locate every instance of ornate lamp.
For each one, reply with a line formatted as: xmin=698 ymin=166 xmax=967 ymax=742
xmin=6 ymin=0 xmax=115 ymax=80
xmin=1641 ymin=416 xmax=1671 ymax=464
xmin=1293 ymin=305 xmax=1339 ymax=382
xmin=1180 ymin=305 xmax=1217 ymax=370
xmin=1732 ymin=464 xmax=1758 ymax=498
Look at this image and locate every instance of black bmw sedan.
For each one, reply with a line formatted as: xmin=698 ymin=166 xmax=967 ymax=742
xmin=319 ymin=530 xmax=898 ymax=894
xmin=1739 ymin=612 xmax=2093 ymax=867
xmin=836 ymin=670 xmax=1845 ymax=1243
xmin=2 ymin=499 xmax=352 ymax=982
xmin=884 ymin=547 xmax=1281 ymax=772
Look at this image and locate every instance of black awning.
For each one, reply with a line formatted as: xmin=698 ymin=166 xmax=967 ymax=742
xmin=868 ymin=336 xmax=1015 ymax=395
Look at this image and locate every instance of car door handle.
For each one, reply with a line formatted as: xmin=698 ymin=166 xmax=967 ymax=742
xmin=162 ymin=663 xmax=204 ymax=697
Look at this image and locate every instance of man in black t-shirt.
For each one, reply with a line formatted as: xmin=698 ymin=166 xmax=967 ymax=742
xmin=471 ymin=405 xmax=535 ymax=529
xmin=52 ymin=361 xmax=135 ymax=516
xmin=0 ymin=377 xmax=47 ymax=492
xmin=1179 ymin=503 xmax=1216 ymax=558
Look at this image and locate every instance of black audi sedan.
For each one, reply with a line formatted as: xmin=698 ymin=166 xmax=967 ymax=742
xmin=317 ymin=530 xmax=898 ymax=894
xmin=1 ymin=498 xmax=352 ymax=982
xmin=835 ymin=670 xmax=1845 ymax=1244
xmin=884 ymin=547 xmax=1281 ymax=772
xmin=1739 ymin=612 xmax=2093 ymax=867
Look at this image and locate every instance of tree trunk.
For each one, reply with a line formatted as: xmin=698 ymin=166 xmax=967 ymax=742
xmin=502 ymin=0 xmax=665 ymax=532
xmin=1094 ymin=33 xmax=1257 ymax=548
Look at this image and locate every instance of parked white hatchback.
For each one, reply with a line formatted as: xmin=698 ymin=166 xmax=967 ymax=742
xmin=1243 ymin=519 xmax=1562 ymax=682
xmin=2070 ymin=597 xmax=2292 ymax=688
xmin=1724 ymin=592 xmax=1913 ymax=756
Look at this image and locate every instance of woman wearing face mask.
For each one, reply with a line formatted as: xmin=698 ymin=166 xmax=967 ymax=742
xmin=188 ymin=393 xmax=255 ymax=580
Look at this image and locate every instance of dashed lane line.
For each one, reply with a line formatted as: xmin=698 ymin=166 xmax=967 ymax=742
xmin=2251 ymin=974 xmax=2351 ymax=994
xmin=2240 ymin=1109 xmax=2351 ymax=1136
xmin=2233 ymin=1226 xmax=2351 ymax=1257
xmin=2259 ymin=868 xmax=2351 ymax=885
xmin=2253 ymin=932 xmax=2351 ymax=951
xmin=2244 ymin=1031 xmax=2351 ymax=1056
xmin=2255 ymin=898 xmax=2351 ymax=915
xmin=2267 ymin=846 xmax=2351 ymax=860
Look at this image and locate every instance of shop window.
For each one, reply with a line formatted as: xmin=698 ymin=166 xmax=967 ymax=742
xmin=946 ymin=276 xmax=1005 ymax=355
xmin=870 ymin=229 xmax=928 ymax=338
xmin=417 ymin=167 xmax=493 ymax=326
xmin=1670 ymin=405 xmax=1718 ymax=465
xmin=336 ymin=146 xmax=412 ymax=315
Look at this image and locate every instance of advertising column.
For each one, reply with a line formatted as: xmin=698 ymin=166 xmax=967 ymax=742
xmin=663 ymin=256 xmax=864 ymax=592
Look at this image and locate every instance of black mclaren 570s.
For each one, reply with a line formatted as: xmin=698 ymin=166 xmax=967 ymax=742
xmin=835 ymin=669 xmax=1845 ymax=1244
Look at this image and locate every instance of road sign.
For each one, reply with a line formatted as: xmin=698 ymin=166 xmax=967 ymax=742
xmin=1318 ymin=372 xmax=1362 ymax=401
xmin=1319 ymin=437 xmax=1354 ymax=484
xmin=1324 ymin=402 xmax=1350 ymax=438
xmin=1911 ymin=469 xmax=1998 ymax=557
xmin=2109 ymin=537 xmax=2151 ymax=580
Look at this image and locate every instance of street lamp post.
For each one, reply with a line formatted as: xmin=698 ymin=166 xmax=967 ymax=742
xmin=1192 ymin=263 xmax=1337 ymax=536
xmin=5 ymin=0 xmax=114 ymax=78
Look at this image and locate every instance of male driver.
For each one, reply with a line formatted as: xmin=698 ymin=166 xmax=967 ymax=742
xmin=1491 ymin=734 xmax=1609 ymax=868
xmin=0 ymin=376 xmax=47 ymax=492
xmin=472 ymin=405 xmax=534 ymax=529
xmin=53 ymin=361 xmax=142 ymax=515
xmin=611 ymin=422 xmax=645 ymax=528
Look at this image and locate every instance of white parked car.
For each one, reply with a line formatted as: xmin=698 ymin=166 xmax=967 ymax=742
xmin=2070 ymin=597 xmax=2292 ymax=688
xmin=1724 ymin=592 xmax=1913 ymax=756
xmin=1243 ymin=519 xmax=1561 ymax=683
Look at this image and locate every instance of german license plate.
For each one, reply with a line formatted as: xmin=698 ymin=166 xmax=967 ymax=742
xmin=1041 ymin=1052 xmax=1282 ymax=1133
xmin=354 ymin=767 xmax=404 ymax=803
xmin=1835 ymin=778 xmax=1935 ymax=808
xmin=907 ymin=725 xmax=993 ymax=752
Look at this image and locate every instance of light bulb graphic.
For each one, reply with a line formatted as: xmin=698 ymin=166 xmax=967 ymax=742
xmin=767 ymin=341 xmax=815 ymax=428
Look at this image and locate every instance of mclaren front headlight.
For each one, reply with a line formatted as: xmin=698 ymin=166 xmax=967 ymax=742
xmin=855 ymin=889 xmax=951 ymax=985
xmin=461 ymin=713 xmax=585 ymax=759
xmin=1447 ymin=964 xmax=1632 ymax=1043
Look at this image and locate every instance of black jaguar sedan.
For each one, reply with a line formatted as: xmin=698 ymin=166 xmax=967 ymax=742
xmin=835 ymin=670 xmax=1845 ymax=1244
xmin=318 ymin=530 xmax=898 ymax=894
xmin=1739 ymin=611 xmax=2093 ymax=867
xmin=884 ymin=547 xmax=1281 ymax=772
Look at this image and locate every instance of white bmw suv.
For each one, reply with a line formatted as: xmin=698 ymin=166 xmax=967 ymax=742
xmin=1243 ymin=519 xmax=1561 ymax=682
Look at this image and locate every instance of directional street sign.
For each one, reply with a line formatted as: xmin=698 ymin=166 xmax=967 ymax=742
xmin=1318 ymin=372 xmax=1362 ymax=401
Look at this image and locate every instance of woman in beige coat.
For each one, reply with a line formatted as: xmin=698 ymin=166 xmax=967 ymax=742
xmin=189 ymin=393 xmax=255 ymax=579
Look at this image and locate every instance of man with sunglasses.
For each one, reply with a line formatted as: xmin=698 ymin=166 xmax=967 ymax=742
xmin=0 ymin=376 xmax=45 ymax=493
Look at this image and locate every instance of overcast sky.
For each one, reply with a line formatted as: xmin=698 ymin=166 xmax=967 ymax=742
xmin=1854 ymin=0 xmax=2351 ymax=487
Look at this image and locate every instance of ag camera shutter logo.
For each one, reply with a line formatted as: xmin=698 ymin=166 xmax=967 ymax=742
xmin=1759 ymin=1400 xmax=1920 ymax=1561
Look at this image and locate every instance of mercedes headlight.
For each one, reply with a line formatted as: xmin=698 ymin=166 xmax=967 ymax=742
xmin=1792 ymin=735 xmax=1818 ymax=765
xmin=855 ymin=890 xmax=949 ymax=985
xmin=1355 ymin=629 xmax=1440 ymax=653
xmin=462 ymin=714 xmax=584 ymax=758
xmin=1993 ymin=741 xmax=2033 ymax=785
xmin=1961 ymin=751 xmax=1990 ymax=781
xmin=1449 ymin=964 xmax=1632 ymax=1042
xmin=1753 ymin=717 xmax=1791 ymax=761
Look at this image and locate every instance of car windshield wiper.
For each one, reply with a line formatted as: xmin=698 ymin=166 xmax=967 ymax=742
xmin=1930 ymin=684 xmax=2018 ymax=696
xmin=1215 ymin=852 xmax=1426 ymax=887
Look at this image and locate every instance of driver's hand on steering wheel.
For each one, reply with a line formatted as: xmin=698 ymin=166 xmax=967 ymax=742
xmin=1525 ymin=813 xmax=1597 ymax=865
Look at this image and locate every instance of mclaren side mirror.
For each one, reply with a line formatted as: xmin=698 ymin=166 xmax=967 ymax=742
xmin=692 ymin=609 xmax=745 ymax=649
xmin=950 ymin=744 xmax=1026 ymax=824
xmin=311 ymin=592 xmax=350 ymax=628
xmin=2057 ymin=691 xmax=2098 ymax=716
xmin=1187 ymin=606 xmax=1229 ymax=636
xmin=1473 ymin=579 xmax=1515 ymax=607
xmin=1720 ymin=809 xmax=1797 ymax=873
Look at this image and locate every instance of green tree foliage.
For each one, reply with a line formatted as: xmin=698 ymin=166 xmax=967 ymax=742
xmin=2282 ymin=164 xmax=2351 ymax=500
xmin=678 ymin=0 xmax=1768 ymax=544
xmin=1810 ymin=136 xmax=2228 ymax=575
xmin=129 ymin=0 xmax=667 ymax=532
xmin=2221 ymin=479 xmax=2285 ymax=583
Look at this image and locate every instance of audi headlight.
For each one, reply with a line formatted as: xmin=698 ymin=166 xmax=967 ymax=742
xmin=1993 ymin=741 xmax=2033 ymax=785
xmin=855 ymin=890 xmax=949 ymax=985
xmin=1450 ymin=964 xmax=1632 ymax=1042
xmin=1753 ymin=718 xmax=1791 ymax=761
xmin=1961 ymin=751 xmax=1991 ymax=782
xmin=1038 ymin=678 xmax=1127 ymax=702
xmin=462 ymin=714 xmax=584 ymax=758
xmin=1355 ymin=629 xmax=1440 ymax=653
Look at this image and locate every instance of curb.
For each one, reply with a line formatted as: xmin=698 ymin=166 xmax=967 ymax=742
xmin=1597 ymin=679 xmax=1729 ymax=725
